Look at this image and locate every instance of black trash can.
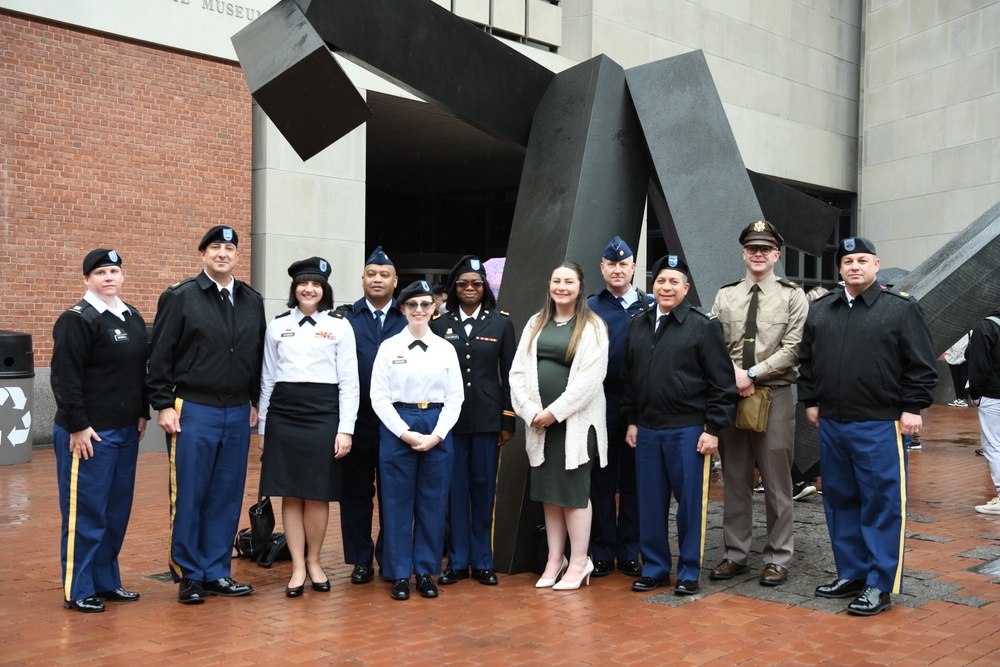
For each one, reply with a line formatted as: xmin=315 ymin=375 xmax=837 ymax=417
xmin=0 ymin=331 xmax=34 ymax=465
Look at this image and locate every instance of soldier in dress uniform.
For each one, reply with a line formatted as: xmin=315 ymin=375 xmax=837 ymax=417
xmin=52 ymin=249 xmax=149 ymax=612
xmin=147 ymin=225 xmax=266 ymax=605
xmin=338 ymin=246 xmax=407 ymax=584
xmin=430 ymin=255 xmax=516 ymax=587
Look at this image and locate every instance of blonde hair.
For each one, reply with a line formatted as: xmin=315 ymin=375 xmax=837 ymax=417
xmin=528 ymin=261 xmax=605 ymax=362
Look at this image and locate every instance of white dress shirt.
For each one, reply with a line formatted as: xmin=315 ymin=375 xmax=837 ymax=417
xmin=82 ymin=290 xmax=131 ymax=321
xmin=258 ymin=307 xmax=360 ymax=435
xmin=370 ymin=328 xmax=465 ymax=439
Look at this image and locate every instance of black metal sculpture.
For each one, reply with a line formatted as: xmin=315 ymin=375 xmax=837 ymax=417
xmin=233 ymin=0 xmax=842 ymax=572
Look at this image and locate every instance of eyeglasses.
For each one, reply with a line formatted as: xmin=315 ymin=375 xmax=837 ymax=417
xmin=403 ymin=300 xmax=435 ymax=311
xmin=744 ymin=245 xmax=776 ymax=256
xmin=455 ymin=280 xmax=484 ymax=289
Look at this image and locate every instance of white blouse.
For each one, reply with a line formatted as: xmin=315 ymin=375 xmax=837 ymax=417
xmin=258 ymin=307 xmax=360 ymax=436
xmin=370 ymin=328 xmax=464 ymax=440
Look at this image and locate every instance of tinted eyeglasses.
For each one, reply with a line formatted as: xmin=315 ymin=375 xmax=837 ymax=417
xmin=403 ymin=300 xmax=435 ymax=311
xmin=455 ymin=280 xmax=485 ymax=289
xmin=744 ymin=245 xmax=776 ymax=256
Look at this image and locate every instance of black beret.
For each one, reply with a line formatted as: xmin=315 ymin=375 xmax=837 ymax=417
xmin=650 ymin=254 xmax=691 ymax=281
xmin=398 ymin=280 xmax=433 ymax=305
xmin=82 ymin=248 xmax=122 ymax=275
xmin=738 ymin=220 xmax=784 ymax=247
xmin=288 ymin=257 xmax=332 ymax=281
xmin=447 ymin=255 xmax=487 ymax=286
xmin=835 ymin=237 xmax=877 ymax=264
xmin=198 ymin=225 xmax=238 ymax=250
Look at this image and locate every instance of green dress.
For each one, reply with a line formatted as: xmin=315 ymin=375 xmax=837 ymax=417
xmin=529 ymin=319 xmax=597 ymax=508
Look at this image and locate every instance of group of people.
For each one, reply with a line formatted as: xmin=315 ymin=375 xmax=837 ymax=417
xmin=51 ymin=219 xmax=939 ymax=617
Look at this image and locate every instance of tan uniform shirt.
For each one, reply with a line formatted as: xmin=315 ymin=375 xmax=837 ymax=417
xmin=711 ymin=272 xmax=808 ymax=386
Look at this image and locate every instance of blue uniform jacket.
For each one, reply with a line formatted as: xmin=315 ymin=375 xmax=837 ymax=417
xmin=588 ymin=288 xmax=648 ymax=397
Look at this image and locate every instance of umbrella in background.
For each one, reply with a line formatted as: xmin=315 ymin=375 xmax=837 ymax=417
xmin=484 ymin=257 xmax=505 ymax=302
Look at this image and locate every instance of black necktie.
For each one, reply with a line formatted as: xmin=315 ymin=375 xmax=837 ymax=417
xmin=220 ymin=287 xmax=233 ymax=307
xmin=742 ymin=284 xmax=760 ymax=370
xmin=409 ymin=339 xmax=428 ymax=352
xmin=299 ymin=316 xmax=316 ymax=327
xmin=374 ymin=310 xmax=383 ymax=333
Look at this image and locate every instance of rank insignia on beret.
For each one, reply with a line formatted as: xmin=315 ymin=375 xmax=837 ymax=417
xmin=668 ymin=255 xmax=678 ymax=268
xmin=108 ymin=250 xmax=119 ymax=262
xmin=844 ymin=238 xmax=856 ymax=251
xmin=319 ymin=259 xmax=328 ymax=272
xmin=752 ymin=221 xmax=767 ymax=233
xmin=222 ymin=228 xmax=234 ymax=242
xmin=470 ymin=259 xmax=481 ymax=271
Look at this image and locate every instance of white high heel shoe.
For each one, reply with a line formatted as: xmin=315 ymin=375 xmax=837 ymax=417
xmin=535 ymin=557 xmax=569 ymax=588
xmin=552 ymin=558 xmax=595 ymax=590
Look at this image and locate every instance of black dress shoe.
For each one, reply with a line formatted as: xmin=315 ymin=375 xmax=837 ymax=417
xmin=814 ymin=578 xmax=865 ymax=599
xmin=415 ymin=573 xmax=439 ymax=598
xmin=311 ymin=580 xmax=331 ymax=592
xmin=438 ymin=568 xmax=470 ymax=585
xmin=285 ymin=584 xmax=305 ymax=598
xmin=674 ymin=579 xmax=700 ymax=596
xmin=203 ymin=577 xmax=253 ymax=597
xmin=351 ymin=563 xmax=375 ymax=585
xmin=619 ymin=559 xmax=643 ymax=577
xmin=847 ymin=586 xmax=892 ymax=616
xmin=64 ymin=595 xmax=105 ymax=613
xmin=591 ymin=560 xmax=614 ymax=578
xmin=96 ymin=587 xmax=140 ymax=602
xmin=390 ymin=578 xmax=410 ymax=600
xmin=631 ymin=576 xmax=668 ymax=592
xmin=178 ymin=578 xmax=205 ymax=605
xmin=473 ymin=568 xmax=498 ymax=585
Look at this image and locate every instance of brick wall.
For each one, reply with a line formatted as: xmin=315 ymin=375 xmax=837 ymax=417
xmin=0 ymin=11 xmax=253 ymax=366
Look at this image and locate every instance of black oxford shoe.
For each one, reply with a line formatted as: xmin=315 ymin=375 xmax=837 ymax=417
xmin=96 ymin=587 xmax=140 ymax=602
xmin=64 ymin=595 xmax=105 ymax=613
xmin=473 ymin=568 xmax=498 ymax=585
xmin=178 ymin=578 xmax=205 ymax=605
xmin=591 ymin=560 xmax=614 ymax=578
xmin=619 ymin=559 xmax=643 ymax=577
xmin=415 ymin=573 xmax=439 ymax=598
xmin=674 ymin=579 xmax=700 ymax=596
xmin=631 ymin=576 xmax=668 ymax=592
xmin=203 ymin=577 xmax=253 ymax=597
xmin=438 ymin=568 xmax=470 ymax=585
xmin=390 ymin=578 xmax=410 ymax=600
xmin=351 ymin=563 xmax=375 ymax=585
xmin=814 ymin=578 xmax=865 ymax=599
xmin=847 ymin=586 xmax=891 ymax=616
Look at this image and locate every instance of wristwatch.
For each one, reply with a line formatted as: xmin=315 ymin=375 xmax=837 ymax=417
xmin=747 ymin=369 xmax=757 ymax=382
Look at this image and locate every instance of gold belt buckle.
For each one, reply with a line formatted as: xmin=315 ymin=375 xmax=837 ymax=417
xmin=417 ymin=401 xmax=429 ymax=409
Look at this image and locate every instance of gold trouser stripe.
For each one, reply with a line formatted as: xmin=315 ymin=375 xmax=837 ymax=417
xmin=892 ymin=421 xmax=908 ymax=594
xmin=167 ymin=398 xmax=184 ymax=578
xmin=698 ymin=453 xmax=710 ymax=567
xmin=64 ymin=451 xmax=81 ymax=601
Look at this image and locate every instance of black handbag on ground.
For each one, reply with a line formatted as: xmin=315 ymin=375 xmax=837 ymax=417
xmin=232 ymin=494 xmax=292 ymax=567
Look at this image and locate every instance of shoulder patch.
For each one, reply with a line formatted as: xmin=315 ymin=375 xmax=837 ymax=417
xmin=334 ymin=303 xmax=355 ymax=316
xmin=499 ymin=310 xmax=510 ymax=317
xmin=885 ymin=289 xmax=917 ymax=301
xmin=275 ymin=310 xmax=292 ymax=319
xmin=431 ymin=312 xmax=442 ymax=320
xmin=720 ymin=278 xmax=745 ymax=289
xmin=168 ymin=277 xmax=197 ymax=291
xmin=777 ymin=277 xmax=798 ymax=288
xmin=329 ymin=309 xmax=346 ymax=319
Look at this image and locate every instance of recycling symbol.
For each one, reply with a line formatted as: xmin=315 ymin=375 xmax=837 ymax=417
xmin=0 ymin=386 xmax=31 ymax=447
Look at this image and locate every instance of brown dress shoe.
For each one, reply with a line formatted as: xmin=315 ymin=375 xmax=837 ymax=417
xmin=709 ymin=559 xmax=749 ymax=580
xmin=759 ymin=563 xmax=788 ymax=586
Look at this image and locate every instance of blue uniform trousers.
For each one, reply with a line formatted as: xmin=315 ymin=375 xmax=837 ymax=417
xmin=818 ymin=418 xmax=907 ymax=593
xmin=635 ymin=424 xmax=710 ymax=582
xmin=167 ymin=399 xmax=250 ymax=583
xmin=590 ymin=399 xmax=640 ymax=563
xmin=379 ymin=407 xmax=453 ymax=580
xmin=446 ymin=432 xmax=500 ymax=571
xmin=54 ymin=424 xmax=139 ymax=601
xmin=339 ymin=413 xmax=384 ymax=566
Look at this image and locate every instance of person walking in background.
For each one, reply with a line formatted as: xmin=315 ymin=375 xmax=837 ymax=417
xmin=945 ymin=331 xmax=973 ymax=408
xmin=51 ymin=249 xmax=149 ymax=613
xmin=967 ymin=308 xmax=1000 ymax=515
xmin=510 ymin=262 xmax=609 ymax=591
xmin=258 ymin=257 xmax=360 ymax=597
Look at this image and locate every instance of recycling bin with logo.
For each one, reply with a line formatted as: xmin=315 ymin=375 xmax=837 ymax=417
xmin=0 ymin=331 xmax=34 ymax=465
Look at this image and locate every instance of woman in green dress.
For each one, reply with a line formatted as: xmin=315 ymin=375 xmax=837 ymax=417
xmin=510 ymin=262 xmax=609 ymax=590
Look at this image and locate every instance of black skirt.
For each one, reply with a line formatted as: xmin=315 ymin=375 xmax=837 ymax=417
xmin=259 ymin=382 xmax=343 ymax=501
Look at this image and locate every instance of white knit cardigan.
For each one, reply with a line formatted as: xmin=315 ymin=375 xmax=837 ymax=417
xmin=509 ymin=313 xmax=609 ymax=470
